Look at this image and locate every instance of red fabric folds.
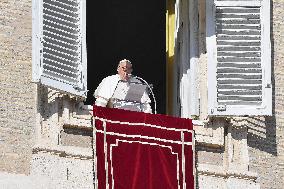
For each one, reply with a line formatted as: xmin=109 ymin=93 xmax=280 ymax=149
xmin=93 ymin=105 xmax=194 ymax=189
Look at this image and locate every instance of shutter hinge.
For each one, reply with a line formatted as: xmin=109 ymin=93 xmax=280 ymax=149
xmin=217 ymin=105 xmax=226 ymax=111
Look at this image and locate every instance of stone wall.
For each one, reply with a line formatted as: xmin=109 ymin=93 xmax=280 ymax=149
xmin=0 ymin=0 xmax=283 ymax=188
xmin=195 ymin=0 xmax=284 ymax=188
xmin=0 ymin=0 xmax=35 ymax=174
xmin=247 ymin=0 xmax=284 ymax=188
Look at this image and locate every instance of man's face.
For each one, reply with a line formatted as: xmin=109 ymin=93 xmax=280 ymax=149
xmin=117 ymin=62 xmax=133 ymax=81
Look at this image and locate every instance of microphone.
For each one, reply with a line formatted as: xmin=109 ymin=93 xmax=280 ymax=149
xmin=129 ymin=74 xmax=157 ymax=114
xmin=127 ymin=73 xmax=133 ymax=78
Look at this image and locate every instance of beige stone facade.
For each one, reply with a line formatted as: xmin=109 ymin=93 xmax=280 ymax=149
xmin=0 ymin=0 xmax=283 ymax=188
xmin=0 ymin=0 xmax=35 ymax=175
xmin=247 ymin=0 xmax=284 ymax=188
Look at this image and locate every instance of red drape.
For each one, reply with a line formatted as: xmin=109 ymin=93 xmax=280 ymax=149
xmin=94 ymin=106 xmax=194 ymax=189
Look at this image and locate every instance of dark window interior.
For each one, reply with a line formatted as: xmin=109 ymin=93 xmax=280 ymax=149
xmin=86 ymin=0 xmax=166 ymax=114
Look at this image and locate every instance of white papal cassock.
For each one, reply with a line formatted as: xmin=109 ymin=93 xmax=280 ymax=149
xmin=94 ymin=74 xmax=152 ymax=113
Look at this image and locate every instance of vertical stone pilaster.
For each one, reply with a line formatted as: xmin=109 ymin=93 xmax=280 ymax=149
xmin=225 ymin=118 xmax=249 ymax=173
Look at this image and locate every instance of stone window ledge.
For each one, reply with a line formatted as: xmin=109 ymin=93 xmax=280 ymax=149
xmin=197 ymin=164 xmax=258 ymax=180
xmin=32 ymin=144 xmax=93 ymax=160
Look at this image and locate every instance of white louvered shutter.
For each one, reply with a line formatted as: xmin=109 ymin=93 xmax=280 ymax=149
xmin=32 ymin=0 xmax=87 ymax=97
xmin=206 ymin=0 xmax=272 ymax=116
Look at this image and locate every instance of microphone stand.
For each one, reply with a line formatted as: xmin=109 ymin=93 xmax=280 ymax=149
xmin=130 ymin=75 xmax=157 ymax=114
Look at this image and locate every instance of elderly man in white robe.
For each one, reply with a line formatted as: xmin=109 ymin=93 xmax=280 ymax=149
xmin=94 ymin=59 xmax=152 ymax=113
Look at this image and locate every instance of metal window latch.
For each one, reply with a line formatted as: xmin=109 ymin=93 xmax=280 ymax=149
xmin=266 ymin=84 xmax=271 ymax=88
xmin=217 ymin=105 xmax=226 ymax=111
xmin=73 ymin=85 xmax=81 ymax=91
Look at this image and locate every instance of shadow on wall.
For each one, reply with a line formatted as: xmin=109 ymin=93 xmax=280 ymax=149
xmin=247 ymin=117 xmax=277 ymax=156
xmin=38 ymin=85 xmax=74 ymax=121
xmin=247 ymin=0 xmax=277 ymax=156
xmin=38 ymin=86 xmax=61 ymax=121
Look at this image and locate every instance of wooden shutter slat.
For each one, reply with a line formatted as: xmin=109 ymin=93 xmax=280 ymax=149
xmin=219 ymin=64 xmax=261 ymax=68
xmin=43 ymin=0 xmax=79 ymax=14
xmin=216 ymin=8 xmax=260 ymax=13
xmin=216 ymin=0 xmax=257 ymax=1
xmin=218 ymin=63 xmax=261 ymax=68
xmin=217 ymin=46 xmax=260 ymax=51
xmin=218 ymin=79 xmax=262 ymax=84
xmin=44 ymin=20 xmax=78 ymax=34
xmin=218 ymin=101 xmax=262 ymax=106
xmin=217 ymin=30 xmax=261 ymax=35
xmin=44 ymin=36 xmax=78 ymax=49
xmin=216 ymin=14 xmax=260 ymax=19
xmin=43 ymin=19 xmax=78 ymax=32
xmin=43 ymin=29 xmax=78 ymax=42
xmin=43 ymin=14 xmax=78 ymax=28
xmin=217 ymin=57 xmax=261 ymax=62
xmin=217 ymin=68 xmax=262 ymax=73
xmin=43 ymin=52 xmax=78 ymax=66
xmin=43 ymin=59 xmax=79 ymax=72
xmin=217 ymin=35 xmax=260 ymax=41
xmin=44 ymin=42 xmax=79 ymax=56
xmin=217 ymin=25 xmax=260 ymax=30
xmin=215 ymin=1 xmax=261 ymax=7
xmin=45 ymin=0 xmax=79 ymax=11
xmin=42 ymin=69 xmax=78 ymax=83
xmin=44 ymin=41 xmax=78 ymax=55
xmin=217 ymin=85 xmax=262 ymax=90
xmin=43 ymin=9 xmax=78 ymax=23
xmin=44 ymin=2 xmax=78 ymax=16
xmin=43 ymin=58 xmax=78 ymax=71
xmin=218 ymin=90 xmax=262 ymax=96
xmin=43 ymin=64 xmax=79 ymax=78
xmin=217 ymin=41 xmax=261 ymax=46
xmin=218 ymin=19 xmax=260 ymax=25
xmin=217 ymin=52 xmax=261 ymax=57
xmin=217 ymin=74 xmax=262 ymax=79
xmin=218 ymin=96 xmax=261 ymax=101
xmin=43 ymin=48 xmax=79 ymax=61
xmin=43 ymin=22 xmax=78 ymax=34
xmin=43 ymin=31 xmax=78 ymax=45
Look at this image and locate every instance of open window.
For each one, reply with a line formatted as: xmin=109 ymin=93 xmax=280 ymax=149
xmin=32 ymin=0 xmax=87 ymax=97
xmin=32 ymin=0 xmax=272 ymax=117
xmin=174 ymin=0 xmax=199 ymax=118
xmin=33 ymin=0 xmax=167 ymax=113
xmin=206 ymin=0 xmax=272 ymax=116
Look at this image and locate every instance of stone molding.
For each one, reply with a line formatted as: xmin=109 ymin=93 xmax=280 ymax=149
xmin=32 ymin=144 xmax=93 ymax=160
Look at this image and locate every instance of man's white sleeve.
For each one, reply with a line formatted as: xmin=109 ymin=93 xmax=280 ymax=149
xmin=95 ymin=97 xmax=108 ymax=107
